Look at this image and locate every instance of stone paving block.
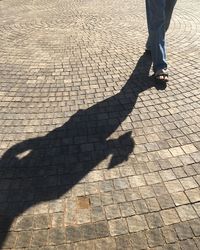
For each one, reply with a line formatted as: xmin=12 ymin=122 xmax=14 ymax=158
xmin=163 ymin=242 xmax=181 ymax=250
xmin=49 ymin=200 xmax=64 ymax=213
xmin=95 ymin=221 xmax=110 ymax=238
xmin=133 ymin=199 xmax=149 ymax=214
xmin=104 ymin=169 xmax=120 ymax=180
xmin=176 ymin=204 xmax=198 ymax=221
xmin=179 ymin=239 xmax=198 ymax=250
xmin=119 ymin=165 xmax=136 ymax=177
xmin=34 ymin=203 xmax=49 ymax=214
xmin=160 ymin=209 xmax=180 ymax=225
xmin=57 ymin=244 xmax=75 ymax=250
xmin=145 ymin=212 xmax=164 ymax=229
xmin=153 ymin=183 xmax=169 ymax=196
xmin=171 ymin=191 xmax=189 ymax=206
xmin=185 ymin=188 xmax=200 ymax=203
xmin=146 ymin=198 xmax=161 ymax=212
xmin=159 ymin=170 xmax=176 ymax=182
xmin=115 ymin=235 xmax=132 ymax=250
xmin=129 ymin=231 xmax=148 ymax=249
xmin=49 ymin=228 xmax=66 ymax=245
xmin=169 ymin=147 xmax=185 ymax=157
xmin=91 ymin=206 xmax=105 ymax=222
xmin=15 ymin=231 xmax=32 ymax=248
xmin=108 ymin=218 xmax=128 ymax=236
xmin=33 ymin=214 xmax=50 ymax=229
xmin=172 ymin=167 xmax=187 ymax=178
xmin=76 ymin=208 xmax=91 ymax=224
xmin=95 ymin=237 xmax=116 ymax=249
xmin=66 ymin=226 xmax=82 ymax=243
xmin=128 ymin=175 xmax=146 ymax=188
xmin=31 ymin=230 xmax=48 ymax=247
xmin=15 ymin=215 xmax=34 ymax=231
xmin=180 ymin=177 xmax=198 ymax=190
xmin=74 ymin=240 xmax=95 ymax=250
xmin=127 ymin=215 xmax=148 ymax=233
xmin=189 ymin=219 xmax=200 ymax=236
xmin=183 ymin=165 xmax=197 ymax=177
xmin=80 ymin=223 xmax=97 ymax=241
xmin=113 ymin=178 xmax=130 ymax=190
xmin=105 ymin=204 xmax=121 ymax=220
xmin=146 ymin=228 xmax=165 ymax=247
xmin=147 ymin=161 xmax=161 ymax=172
xmin=124 ymin=188 xmax=141 ymax=201
xmin=157 ymin=194 xmax=175 ymax=209
xmin=194 ymin=237 xmax=200 ymax=249
xmin=134 ymin=162 xmax=149 ymax=175
xmin=99 ymin=180 xmax=114 ymax=193
xmin=165 ymin=180 xmax=184 ymax=193
xmin=119 ymin=202 xmax=135 ymax=217
xmin=139 ymin=185 xmax=155 ymax=199
xmin=101 ymin=192 xmax=113 ymax=206
xmin=195 ymin=175 xmax=200 ymax=185
xmin=112 ymin=190 xmax=126 ymax=203
xmin=193 ymin=202 xmax=200 ymax=216
xmin=51 ymin=212 xmax=64 ymax=228
xmin=90 ymin=194 xmax=102 ymax=207
xmin=144 ymin=172 xmax=162 ymax=185
xmin=174 ymin=221 xmax=194 ymax=240
xmin=161 ymin=226 xmax=178 ymax=244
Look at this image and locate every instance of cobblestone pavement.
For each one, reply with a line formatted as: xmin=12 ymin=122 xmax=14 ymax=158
xmin=0 ymin=0 xmax=200 ymax=249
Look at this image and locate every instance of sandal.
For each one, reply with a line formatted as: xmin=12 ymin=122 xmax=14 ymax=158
xmin=154 ymin=68 xmax=169 ymax=83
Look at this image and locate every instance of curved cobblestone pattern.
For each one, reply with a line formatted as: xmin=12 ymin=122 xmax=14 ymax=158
xmin=0 ymin=0 xmax=200 ymax=249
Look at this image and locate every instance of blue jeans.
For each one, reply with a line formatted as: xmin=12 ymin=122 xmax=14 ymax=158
xmin=146 ymin=0 xmax=177 ymax=72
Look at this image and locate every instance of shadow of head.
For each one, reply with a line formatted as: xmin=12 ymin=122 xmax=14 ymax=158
xmin=108 ymin=131 xmax=133 ymax=169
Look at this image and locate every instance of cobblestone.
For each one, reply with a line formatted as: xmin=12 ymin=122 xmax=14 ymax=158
xmin=0 ymin=0 xmax=199 ymax=248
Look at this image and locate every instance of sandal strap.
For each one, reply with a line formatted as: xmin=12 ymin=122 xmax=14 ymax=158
xmin=155 ymin=68 xmax=168 ymax=77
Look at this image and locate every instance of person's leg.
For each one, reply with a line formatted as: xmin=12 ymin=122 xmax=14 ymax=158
xmin=145 ymin=0 xmax=167 ymax=73
xmin=165 ymin=0 xmax=177 ymax=32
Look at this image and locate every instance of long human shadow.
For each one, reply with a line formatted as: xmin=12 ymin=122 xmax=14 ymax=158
xmin=0 ymin=53 xmax=165 ymax=246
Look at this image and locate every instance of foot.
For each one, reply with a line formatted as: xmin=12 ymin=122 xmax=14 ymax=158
xmin=154 ymin=68 xmax=169 ymax=83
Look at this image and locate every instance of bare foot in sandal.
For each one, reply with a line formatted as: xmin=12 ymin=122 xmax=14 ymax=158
xmin=154 ymin=68 xmax=169 ymax=83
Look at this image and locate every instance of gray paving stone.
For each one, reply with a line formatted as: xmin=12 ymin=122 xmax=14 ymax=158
xmin=146 ymin=198 xmax=161 ymax=212
xmin=129 ymin=231 xmax=148 ymax=249
xmin=95 ymin=237 xmax=116 ymax=249
xmin=108 ymin=219 xmax=128 ymax=236
xmin=161 ymin=226 xmax=178 ymax=244
xmin=49 ymin=228 xmax=66 ymax=245
xmin=146 ymin=228 xmax=165 ymax=248
xmin=160 ymin=209 xmax=180 ymax=225
xmin=105 ymin=204 xmax=121 ymax=220
xmin=15 ymin=231 xmax=32 ymax=248
xmin=133 ymin=199 xmax=149 ymax=214
xmin=174 ymin=222 xmax=194 ymax=240
xmin=179 ymin=239 xmax=198 ymax=250
xmin=115 ymin=235 xmax=132 ymax=250
xmin=31 ymin=230 xmax=48 ymax=247
xmin=185 ymin=188 xmax=200 ymax=203
xmin=171 ymin=192 xmax=190 ymax=206
xmin=119 ymin=202 xmax=135 ymax=217
xmin=145 ymin=212 xmax=164 ymax=229
xmin=66 ymin=226 xmax=82 ymax=243
xmin=176 ymin=204 xmax=198 ymax=221
xmin=127 ymin=215 xmax=148 ymax=233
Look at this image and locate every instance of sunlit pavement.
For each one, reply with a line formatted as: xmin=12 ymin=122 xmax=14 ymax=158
xmin=0 ymin=0 xmax=200 ymax=249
